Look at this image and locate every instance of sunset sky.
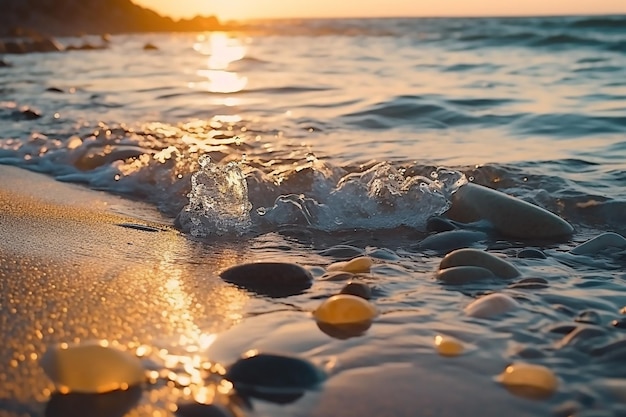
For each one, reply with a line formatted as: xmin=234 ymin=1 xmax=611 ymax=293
xmin=131 ymin=0 xmax=626 ymax=21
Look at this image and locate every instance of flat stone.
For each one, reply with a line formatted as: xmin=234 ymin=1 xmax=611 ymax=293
xmin=219 ymin=262 xmax=313 ymax=297
xmin=339 ymin=281 xmax=372 ymax=299
xmin=439 ymin=248 xmax=521 ymax=279
xmin=447 ymin=183 xmax=574 ymax=239
xmin=570 ymin=232 xmax=626 ymax=255
xmin=465 ymin=293 xmax=519 ymax=318
xmin=436 ymin=266 xmax=495 ymax=285
xmin=419 ymin=230 xmax=487 ymax=252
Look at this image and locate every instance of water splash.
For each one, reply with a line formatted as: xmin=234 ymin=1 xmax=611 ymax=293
xmin=177 ymin=155 xmax=252 ymax=237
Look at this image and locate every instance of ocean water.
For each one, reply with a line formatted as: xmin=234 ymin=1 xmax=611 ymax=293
xmin=1 ymin=15 xmax=626 ymax=417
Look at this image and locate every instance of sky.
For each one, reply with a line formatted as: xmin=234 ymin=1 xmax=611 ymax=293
xmin=131 ymin=0 xmax=626 ymax=21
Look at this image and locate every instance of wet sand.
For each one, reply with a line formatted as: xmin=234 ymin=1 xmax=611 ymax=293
xmin=0 ymin=165 xmax=547 ymax=416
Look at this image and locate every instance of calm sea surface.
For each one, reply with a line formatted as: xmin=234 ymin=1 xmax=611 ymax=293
xmin=1 ymin=15 xmax=626 ymax=416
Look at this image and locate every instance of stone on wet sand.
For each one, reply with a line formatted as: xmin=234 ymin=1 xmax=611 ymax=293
xmin=570 ymin=232 xmax=626 ymax=255
xmin=436 ymin=265 xmax=495 ymax=285
xmin=497 ymin=363 xmax=558 ymax=395
xmin=418 ymin=230 xmax=488 ymax=252
xmin=219 ymin=262 xmax=313 ymax=297
xmin=439 ymin=248 xmax=521 ymax=279
xmin=339 ymin=281 xmax=372 ymax=299
xmin=41 ymin=341 xmax=145 ymax=394
xmin=434 ymin=335 xmax=464 ymax=357
xmin=224 ymin=353 xmax=325 ymax=393
xmin=314 ymin=294 xmax=378 ymax=324
xmin=447 ymin=183 xmax=574 ymax=239
xmin=320 ymin=271 xmax=355 ymax=281
xmin=327 ymin=256 xmax=373 ymax=273
xmin=465 ymin=293 xmax=519 ymax=318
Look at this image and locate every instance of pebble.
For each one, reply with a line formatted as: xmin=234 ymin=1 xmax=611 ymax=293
xmin=426 ymin=216 xmax=458 ymax=232
xmin=464 ymin=293 xmax=519 ymax=318
xmin=339 ymin=281 xmax=372 ymax=299
xmin=320 ymin=271 xmax=354 ymax=282
xmin=418 ymin=230 xmax=487 ymax=252
xmin=327 ymin=256 xmax=373 ymax=273
xmin=316 ymin=320 xmax=373 ymax=339
xmin=313 ymin=294 xmax=378 ymax=324
xmin=319 ymin=244 xmax=364 ymax=259
xmin=447 ymin=183 xmax=574 ymax=239
xmin=219 ymin=262 xmax=313 ymax=297
xmin=517 ymin=248 xmax=547 ymax=259
xmin=45 ymin=385 xmax=142 ymax=417
xmin=224 ymin=353 xmax=325 ymax=392
xmin=439 ymin=248 xmax=521 ymax=279
xmin=143 ymin=42 xmax=159 ymax=50
xmin=570 ymin=232 xmax=626 ymax=255
xmin=497 ymin=363 xmax=558 ymax=394
xmin=507 ymin=277 xmax=549 ymax=290
xmin=435 ymin=266 xmax=495 ymax=285
xmin=434 ymin=335 xmax=464 ymax=356
xmin=41 ymin=341 xmax=145 ymax=394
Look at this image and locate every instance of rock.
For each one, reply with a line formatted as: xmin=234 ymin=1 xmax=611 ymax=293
xmin=15 ymin=107 xmax=42 ymax=120
xmin=219 ymin=262 xmax=313 ymax=297
xmin=327 ymin=256 xmax=373 ymax=273
xmin=447 ymin=183 xmax=574 ymax=239
xmin=418 ymin=230 xmax=487 ymax=251
xmin=143 ymin=42 xmax=158 ymax=50
xmin=507 ymin=277 xmax=549 ymax=290
xmin=339 ymin=281 xmax=372 ymax=299
xmin=439 ymin=248 xmax=521 ymax=278
xmin=224 ymin=353 xmax=325 ymax=394
xmin=517 ymin=248 xmax=547 ymax=259
xmin=434 ymin=335 xmax=464 ymax=357
xmin=464 ymin=293 xmax=519 ymax=318
xmin=497 ymin=363 xmax=558 ymax=396
xmin=316 ymin=320 xmax=372 ymax=339
xmin=319 ymin=271 xmax=354 ymax=281
xmin=436 ymin=266 xmax=495 ymax=285
xmin=313 ymin=294 xmax=378 ymax=324
xmin=41 ymin=341 xmax=145 ymax=394
xmin=426 ymin=216 xmax=458 ymax=232
xmin=570 ymin=232 xmax=626 ymax=255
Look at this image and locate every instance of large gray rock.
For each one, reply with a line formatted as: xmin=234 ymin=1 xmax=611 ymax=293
xmin=447 ymin=183 xmax=574 ymax=239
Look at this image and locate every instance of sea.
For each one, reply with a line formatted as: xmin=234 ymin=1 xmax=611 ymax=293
xmin=1 ymin=15 xmax=626 ymax=417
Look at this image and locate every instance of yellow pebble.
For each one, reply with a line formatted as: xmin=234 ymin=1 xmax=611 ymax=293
xmin=497 ymin=363 xmax=558 ymax=393
xmin=313 ymin=294 xmax=378 ymax=324
xmin=327 ymin=256 xmax=373 ymax=273
xmin=434 ymin=335 xmax=464 ymax=357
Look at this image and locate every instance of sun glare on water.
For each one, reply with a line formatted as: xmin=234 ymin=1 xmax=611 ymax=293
xmin=189 ymin=32 xmax=248 ymax=95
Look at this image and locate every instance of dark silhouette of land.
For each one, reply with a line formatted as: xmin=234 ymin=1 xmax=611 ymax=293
xmin=0 ymin=0 xmax=224 ymax=38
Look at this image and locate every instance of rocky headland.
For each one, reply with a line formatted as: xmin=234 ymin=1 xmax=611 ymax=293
xmin=0 ymin=0 xmax=226 ymax=54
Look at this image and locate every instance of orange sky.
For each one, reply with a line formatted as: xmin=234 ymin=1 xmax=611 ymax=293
xmin=132 ymin=0 xmax=626 ymax=21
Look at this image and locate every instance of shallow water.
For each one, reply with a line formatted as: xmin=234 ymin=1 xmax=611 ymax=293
xmin=1 ymin=15 xmax=626 ymax=417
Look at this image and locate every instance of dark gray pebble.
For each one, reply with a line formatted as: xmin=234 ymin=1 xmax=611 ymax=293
xmin=175 ymin=403 xmax=231 ymax=417
xmin=517 ymin=248 xmax=547 ymax=259
xmin=339 ymin=281 xmax=371 ymax=300
xmin=225 ymin=353 xmax=324 ymax=392
xmin=219 ymin=262 xmax=313 ymax=297
xmin=426 ymin=216 xmax=458 ymax=232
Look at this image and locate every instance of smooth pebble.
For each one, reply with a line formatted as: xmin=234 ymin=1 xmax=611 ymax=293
xmin=497 ymin=363 xmax=558 ymax=393
xmin=339 ymin=281 xmax=372 ymax=300
xmin=447 ymin=183 xmax=574 ymax=239
xmin=440 ymin=248 xmax=521 ymax=279
xmin=435 ymin=265 xmax=495 ymax=285
xmin=41 ymin=341 xmax=145 ymax=394
xmin=434 ymin=335 xmax=464 ymax=357
xmin=219 ymin=262 xmax=313 ymax=297
xmin=465 ymin=293 xmax=519 ymax=318
xmin=313 ymin=294 xmax=378 ymax=324
xmin=570 ymin=232 xmax=626 ymax=255
xmin=327 ymin=256 xmax=373 ymax=273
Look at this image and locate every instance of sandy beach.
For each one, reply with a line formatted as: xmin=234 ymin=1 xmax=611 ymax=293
xmin=0 ymin=165 xmax=552 ymax=417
